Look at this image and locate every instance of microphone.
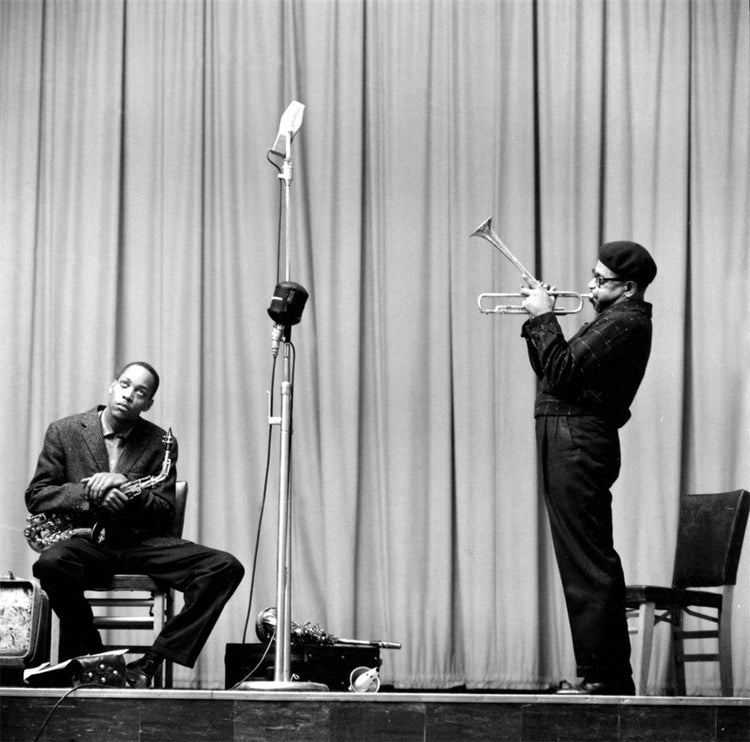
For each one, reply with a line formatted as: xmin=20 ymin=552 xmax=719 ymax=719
xmin=268 ymin=281 xmax=308 ymax=325
xmin=270 ymin=101 xmax=305 ymax=157
xmin=268 ymin=281 xmax=309 ymax=355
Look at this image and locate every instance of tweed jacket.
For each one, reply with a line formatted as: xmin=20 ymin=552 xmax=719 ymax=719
xmin=25 ymin=406 xmax=178 ymax=544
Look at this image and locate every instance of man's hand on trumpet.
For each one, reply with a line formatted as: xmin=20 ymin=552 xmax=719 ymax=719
xmin=520 ymin=282 xmax=557 ymax=317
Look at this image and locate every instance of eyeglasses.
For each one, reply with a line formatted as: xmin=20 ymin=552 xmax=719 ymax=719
xmin=590 ymin=269 xmax=623 ymax=288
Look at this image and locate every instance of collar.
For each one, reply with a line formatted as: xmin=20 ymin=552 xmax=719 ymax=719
xmin=99 ymin=409 xmax=133 ymax=439
xmin=604 ymin=298 xmax=653 ymax=317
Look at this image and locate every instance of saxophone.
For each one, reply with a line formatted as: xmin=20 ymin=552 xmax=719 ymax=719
xmin=24 ymin=429 xmax=174 ymax=552
xmin=255 ymin=607 xmax=402 ymax=649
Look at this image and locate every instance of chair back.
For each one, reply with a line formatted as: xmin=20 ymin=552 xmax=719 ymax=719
xmin=169 ymin=481 xmax=188 ymax=538
xmin=672 ymin=489 xmax=749 ymax=588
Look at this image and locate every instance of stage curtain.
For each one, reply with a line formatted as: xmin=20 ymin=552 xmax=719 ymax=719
xmin=1 ymin=0 xmax=748 ymax=693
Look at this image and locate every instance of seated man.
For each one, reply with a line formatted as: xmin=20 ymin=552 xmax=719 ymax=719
xmin=26 ymin=361 xmax=245 ymax=688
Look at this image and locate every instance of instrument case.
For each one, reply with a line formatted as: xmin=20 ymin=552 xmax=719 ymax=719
xmin=224 ymin=643 xmax=382 ymax=690
xmin=0 ymin=573 xmax=50 ymax=685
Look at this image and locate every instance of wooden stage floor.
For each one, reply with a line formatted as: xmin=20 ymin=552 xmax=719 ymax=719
xmin=2 ymin=686 xmax=749 ymax=741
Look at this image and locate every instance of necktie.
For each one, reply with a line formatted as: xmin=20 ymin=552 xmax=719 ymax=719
xmin=108 ymin=434 xmax=126 ymax=472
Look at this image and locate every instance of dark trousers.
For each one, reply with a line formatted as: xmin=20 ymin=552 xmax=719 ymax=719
xmin=536 ymin=415 xmax=632 ymax=682
xmin=33 ymin=536 xmax=244 ymax=666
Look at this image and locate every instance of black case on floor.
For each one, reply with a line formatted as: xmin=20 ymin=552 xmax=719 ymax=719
xmin=224 ymin=643 xmax=381 ymax=690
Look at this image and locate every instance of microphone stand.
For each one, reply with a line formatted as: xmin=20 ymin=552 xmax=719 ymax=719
xmin=237 ymin=116 xmax=327 ymax=693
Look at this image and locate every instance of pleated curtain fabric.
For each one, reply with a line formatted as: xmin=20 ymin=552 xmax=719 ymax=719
xmin=1 ymin=0 xmax=748 ymax=692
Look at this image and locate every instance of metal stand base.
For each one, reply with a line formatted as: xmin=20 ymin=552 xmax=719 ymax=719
xmin=234 ymin=680 xmax=329 ymax=692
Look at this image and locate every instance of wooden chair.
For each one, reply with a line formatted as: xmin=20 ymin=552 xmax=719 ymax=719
xmin=626 ymin=489 xmax=749 ymax=696
xmin=84 ymin=480 xmax=188 ymax=688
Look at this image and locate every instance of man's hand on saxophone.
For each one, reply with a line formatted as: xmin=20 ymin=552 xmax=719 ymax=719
xmin=82 ymin=471 xmax=128 ymax=508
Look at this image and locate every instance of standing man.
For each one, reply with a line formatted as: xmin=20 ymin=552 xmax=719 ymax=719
xmin=26 ymin=361 xmax=245 ymax=688
xmin=520 ymin=241 xmax=656 ymax=695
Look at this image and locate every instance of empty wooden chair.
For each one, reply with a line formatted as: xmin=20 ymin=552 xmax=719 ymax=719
xmin=626 ymin=489 xmax=749 ymax=695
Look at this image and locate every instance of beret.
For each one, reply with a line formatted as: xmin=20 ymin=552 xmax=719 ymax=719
xmin=599 ymin=240 xmax=657 ymax=287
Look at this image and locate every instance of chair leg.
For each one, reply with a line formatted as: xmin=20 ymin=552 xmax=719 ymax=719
xmin=151 ymin=590 xmax=167 ymax=689
xmin=163 ymin=590 xmax=174 ymax=688
xmin=49 ymin=612 xmax=60 ymax=666
xmin=718 ymin=590 xmax=734 ymax=696
xmin=671 ymin=609 xmax=686 ymax=695
xmin=630 ymin=602 xmax=655 ymax=695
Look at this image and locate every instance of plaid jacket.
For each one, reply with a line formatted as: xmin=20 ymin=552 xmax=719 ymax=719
xmin=521 ymin=300 xmax=653 ymax=428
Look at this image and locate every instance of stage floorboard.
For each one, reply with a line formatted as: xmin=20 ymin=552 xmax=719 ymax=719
xmin=2 ymin=686 xmax=749 ymax=741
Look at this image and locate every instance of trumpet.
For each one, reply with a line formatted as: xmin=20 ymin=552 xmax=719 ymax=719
xmin=477 ymin=291 xmax=591 ymax=314
xmin=471 ymin=216 xmax=592 ymax=315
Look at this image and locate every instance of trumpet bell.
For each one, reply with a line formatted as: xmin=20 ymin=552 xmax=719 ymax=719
xmin=470 ymin=216 xmax=494 ymax=240
xmin=471 ymin=217 xmax=537 ymax=286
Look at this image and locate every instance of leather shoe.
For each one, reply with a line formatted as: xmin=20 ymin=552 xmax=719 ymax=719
xmin=125 ymin=659 xmax=154 ymax=689
xmin=553 ymin=678 xmax=635 ymax=696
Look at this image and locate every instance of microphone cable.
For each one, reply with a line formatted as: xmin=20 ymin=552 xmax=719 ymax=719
xmin=32 ymin=684 xmax=101 ymax=742
xmin=240 ymin=352 xmax=278 ymax=646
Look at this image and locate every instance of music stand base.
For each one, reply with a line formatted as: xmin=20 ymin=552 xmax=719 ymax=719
xmin=234 ymin=679 xmax=329 ymax=692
